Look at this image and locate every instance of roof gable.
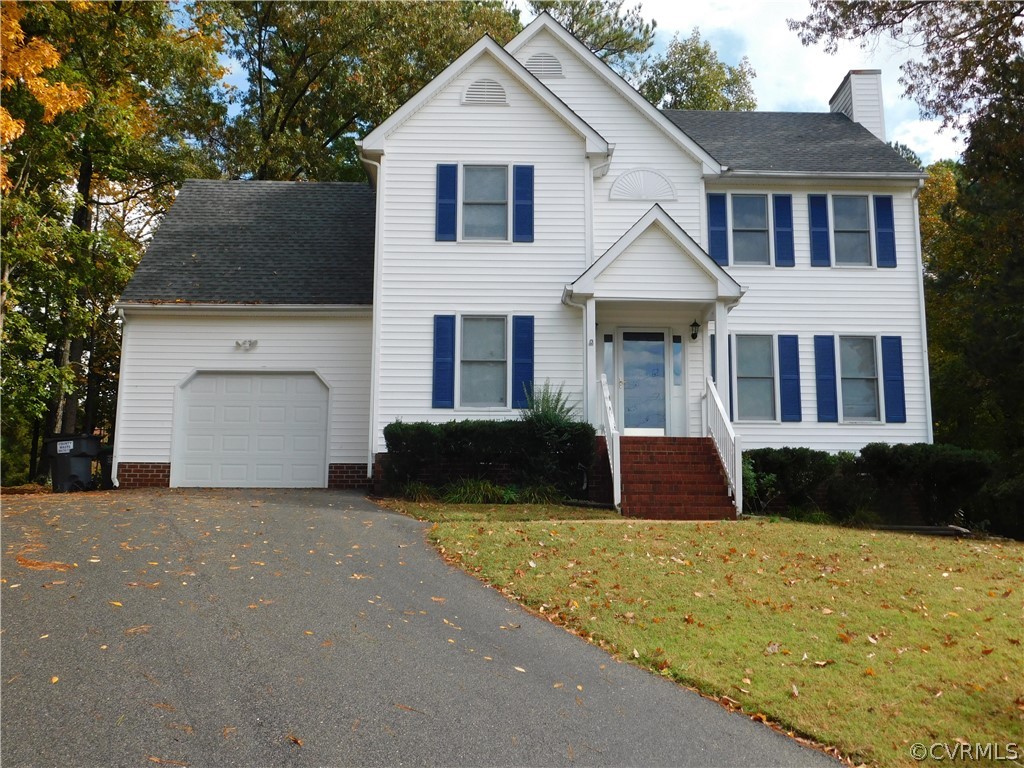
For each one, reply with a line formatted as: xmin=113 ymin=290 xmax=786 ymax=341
xmin=360 ymin=34 xmax=608 ymax=157
xmin=569 ymin=205 xmax=742 ymax=301
xmin=120 ymin=180 xmax=375 ymax=306
xmin=507 ymin=15 xmax=722 ymax=175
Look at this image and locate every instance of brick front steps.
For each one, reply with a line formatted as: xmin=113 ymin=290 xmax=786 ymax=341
xmin=619 ymin=437 xmax=736 ymax=520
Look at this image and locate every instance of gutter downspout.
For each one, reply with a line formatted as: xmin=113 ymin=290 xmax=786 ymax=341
xmin=912 ymin=178 xmax=934 ymax=443
xmin=360 ymin=149 xmax=386 ymax=480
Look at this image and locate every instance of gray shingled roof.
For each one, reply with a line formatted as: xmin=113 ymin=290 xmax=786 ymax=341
xmin=661 ymin=110 xmax=923 ymax=176
xmin=120 ymin=180 xmax=375 ymax=305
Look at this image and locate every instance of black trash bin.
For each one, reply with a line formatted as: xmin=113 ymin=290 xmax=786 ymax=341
xmin=45 ymin=435 xmax=101 ymax=492
xmin=98 ymin=445 xmax=114 ymax=490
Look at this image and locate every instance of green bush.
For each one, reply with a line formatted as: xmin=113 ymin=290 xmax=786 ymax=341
xmin=742 ymin=455 xmax=779 ymax=515
xmin=744 ymin=447 xmax=838 ymax=509
xmin=382 ymin=402 xmax=596 ymax=500
xmin=442 ymin=478 xmax=515 ymax=504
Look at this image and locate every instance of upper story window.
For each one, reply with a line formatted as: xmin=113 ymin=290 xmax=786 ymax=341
xmin=435 ymin=164 xmax=534 ymax=243
xmin=464 ymin=166 xmax=508 ymax=240
xmin=833 ymin=196 xmax=871 ymax=265
xmin=809 ymin=193 xmax=897 ymax=268
xmin=707 ymin=192 xmax=793 ymax=268
xmin=732 ymin=195 xmax=770 ymax=265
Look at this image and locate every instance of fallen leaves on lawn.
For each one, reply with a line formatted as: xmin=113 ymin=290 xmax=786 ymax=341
xmin=125 ymin=625 xmax=153 ymax=636
xmin=286 ymin=733 xmax=303 ymax=748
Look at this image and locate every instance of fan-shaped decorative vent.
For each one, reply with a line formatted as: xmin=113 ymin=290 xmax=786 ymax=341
xmin=526 ymin=52 xmax=563 ymax=79
xmin=609 ymin=169 xmax=676 ymax=201
xmin=463 ymin=78 xmax=507 ymax=105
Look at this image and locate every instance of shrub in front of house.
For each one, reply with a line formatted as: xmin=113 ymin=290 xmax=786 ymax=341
xmin=382 ymin=416 xmax=596 ymax=501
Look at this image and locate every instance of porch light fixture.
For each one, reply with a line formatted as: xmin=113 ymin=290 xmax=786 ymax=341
xmin=690 ymin=320 xmax=701 ymax=341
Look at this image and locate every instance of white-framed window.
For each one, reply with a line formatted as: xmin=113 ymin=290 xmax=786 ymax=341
xmin=463 ymin=165 xmax=509 ymax=241
xmin=839 ymin=335 xmax=879 ymax=420
xmin=731 ymin=194 xmax=770 ymax=265
xmin=460 ymin=315 xmax=508 ymax=407
xmin=735 ymin=334 xmax=776 ymax=420
xmin=833 ymin=195 xmax=872 ymax=265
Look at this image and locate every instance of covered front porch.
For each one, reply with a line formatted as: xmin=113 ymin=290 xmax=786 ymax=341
xmin=563 ymin=206 xmax=745 ymax=516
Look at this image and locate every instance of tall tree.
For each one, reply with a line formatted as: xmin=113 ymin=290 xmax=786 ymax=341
xmin=1 ymin=1 xmax=226 ymax=481
xmin=217 ymin=1 xmax=521 ymax=181
xmin=788 ymin=1 xmax=1024 ymax=127
xmin=528 ymin=0 xmax=655 ymax=78
xmin=639 ymin=28 xmax=756 ymax=110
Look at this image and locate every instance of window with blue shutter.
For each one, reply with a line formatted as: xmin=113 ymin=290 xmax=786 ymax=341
xmin=435 ymin=165 xmax=458 ymax=241
xmin=511 ymin=315 xmax=534 ymax=407
xmin=814 ymin=335 xmax=838 ymax=422
xmin=778 ymin=334 xmax=801 ymax=422
xmin=809 ymin=194 xmax=831 ymax=267
xmin=707 ymin=193 xmax=728 ymax=266
xmin=874 ymin=196 xmax=897 ymax=268
xmin=881 ymin=336 xmax=906 ymax=422
xmin=432 ymin=315 xmax=456 ymax=408
xmin=773 ymin=194 xmax=795 ymax=267
xmin=513 ymin=166 xmax=534 ymax=243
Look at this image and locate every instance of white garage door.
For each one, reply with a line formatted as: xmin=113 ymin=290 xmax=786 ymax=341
xmin=172 ymin=373 xmax=328 ymax=488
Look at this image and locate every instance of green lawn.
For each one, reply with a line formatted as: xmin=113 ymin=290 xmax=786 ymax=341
xmin=384 ymin=501 xmax=1023 ymax=767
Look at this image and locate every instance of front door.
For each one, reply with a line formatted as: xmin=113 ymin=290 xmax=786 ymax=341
xmin=620 ymin=331 xmax=668 ymax=435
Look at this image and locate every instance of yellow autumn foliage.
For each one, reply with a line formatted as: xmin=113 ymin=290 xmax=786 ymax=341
xmin=1 ymin=1 xmax=90 ymax=188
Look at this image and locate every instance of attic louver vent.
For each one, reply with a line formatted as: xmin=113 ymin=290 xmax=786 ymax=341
xmin=463 ymin=78 xmax=507 ymax=105
xmin=526 ymin=52 xmax=563 ymax=79
xmin=609 ymin=169 xmax=676 ymax=201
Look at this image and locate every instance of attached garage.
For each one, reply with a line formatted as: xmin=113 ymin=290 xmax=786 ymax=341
xmin=171 ymin=372 xmax=329 ymax=488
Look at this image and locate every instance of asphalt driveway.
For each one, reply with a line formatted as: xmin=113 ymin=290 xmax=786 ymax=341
xmin=1 ymin=489 xmax=839 ymax=767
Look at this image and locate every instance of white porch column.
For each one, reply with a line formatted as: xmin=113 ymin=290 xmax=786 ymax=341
xmin=585 ymin=297 xmax=597 ymax=425
xmin=714 ymin=299 xmax=731 ymax=419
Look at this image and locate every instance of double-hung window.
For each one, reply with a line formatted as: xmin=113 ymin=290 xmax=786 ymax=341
xmin=731 ymin=195 xmax=770 ymax=265
xmin=463 ymin=166 xmax=508 ymax=240
xmin=735 ymin=335 xmax=775 ymax=420
xmin=435 ymin=164 xmax=534 ymax=243
xmin=839 ymin=336 xmax=879 ymax=419
xmin=833 ymin=196 xmax=871 ymax=265
xmin=460 ymin=316 xmax=507 ymax=406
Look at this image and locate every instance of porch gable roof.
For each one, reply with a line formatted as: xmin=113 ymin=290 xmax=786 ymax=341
xmin=567 ymin=205 xmax=743 ymax=303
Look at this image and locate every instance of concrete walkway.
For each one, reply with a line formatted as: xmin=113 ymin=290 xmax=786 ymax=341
xmin=1 ymin=489 xmax=839 ymax=767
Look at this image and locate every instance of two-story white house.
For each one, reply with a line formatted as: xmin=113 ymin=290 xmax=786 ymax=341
xmin=112 ymin=14 xmax=931 ymax=517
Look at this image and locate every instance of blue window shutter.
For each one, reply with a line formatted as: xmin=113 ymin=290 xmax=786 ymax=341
xmin=874 ymin=196 xmax=897 ymax=268
xmin=814 ymin=335 xmax=838 ymax=422
xmin=436 ymin=164 xmax=457 ymax=242
xmin=773 ymin=194 xmax=795 ymax=267
xmin=707 ymin=193 xmax=728 ymax=266
xmin=881 ymin=336 xmax=907 ymax=422
xmin=432 ymin=315 xmax=456 ymax=408
xmin=778 ymin=335 xmax=802 ymax=422
xmin=809 ymin=194 xmax=831 ymax=267
xmin=511 ymin=315 xmax=535 ymax=408
xmin=513 ymin=165 xmax=534 ymax=243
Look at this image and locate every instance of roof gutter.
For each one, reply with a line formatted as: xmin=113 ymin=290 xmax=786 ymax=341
xmin=711 ymin=169 xmax=926 ymax=182
xmin=115 ymin=302 xmax=373 ymax=314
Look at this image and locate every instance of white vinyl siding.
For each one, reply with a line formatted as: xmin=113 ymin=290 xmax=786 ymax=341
xmin=371 ymin=54 xmax=586 ymax=449
xmin=115 ymin=311 xmax=371 ymax=473
xmin=716 ymin=183 xmax=929 ymax=451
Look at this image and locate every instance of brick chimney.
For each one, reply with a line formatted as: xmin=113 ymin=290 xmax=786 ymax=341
xmin=829 ymin=70 xmax=886 ymax=142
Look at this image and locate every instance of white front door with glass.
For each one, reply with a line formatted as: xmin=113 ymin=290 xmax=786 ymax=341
xmin=617 ymin=331 xmax=669 ymax=436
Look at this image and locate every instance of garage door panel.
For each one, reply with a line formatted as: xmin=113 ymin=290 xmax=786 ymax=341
xmin=173 ymin=373 xmax=328 ymax=488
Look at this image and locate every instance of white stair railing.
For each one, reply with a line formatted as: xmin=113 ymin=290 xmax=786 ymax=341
xmin=598 ymin=374 xmax=621 ymax=509
xmin=703 ymin=377 xmax=742 ymax=516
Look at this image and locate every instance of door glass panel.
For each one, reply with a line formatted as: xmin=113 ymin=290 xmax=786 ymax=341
xmin=622 ymin=332 xmax=666 ymax=431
